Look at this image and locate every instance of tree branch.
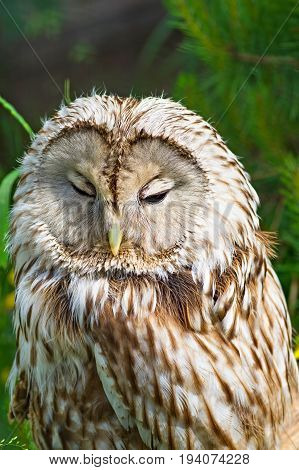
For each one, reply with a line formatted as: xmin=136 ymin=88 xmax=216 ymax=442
xmin=230 ymin=50 xmax=299 ymax=67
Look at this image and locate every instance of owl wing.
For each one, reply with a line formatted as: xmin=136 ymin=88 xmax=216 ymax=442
xmin=8 ymin=371 xmax=30 ymax=423
xmin=94 ymin=314 xmax=271 ymax=450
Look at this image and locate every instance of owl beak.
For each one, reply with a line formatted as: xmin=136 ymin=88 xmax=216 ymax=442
xmin=108 ymin=223 xmax=123 ymax=256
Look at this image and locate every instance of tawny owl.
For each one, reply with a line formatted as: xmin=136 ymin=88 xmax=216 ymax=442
xmin=8 ymin=94 xmax=298 ymax=450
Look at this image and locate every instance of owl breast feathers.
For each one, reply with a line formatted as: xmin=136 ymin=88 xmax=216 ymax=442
xmin=8 ymin=95 xmax=298 ymax=449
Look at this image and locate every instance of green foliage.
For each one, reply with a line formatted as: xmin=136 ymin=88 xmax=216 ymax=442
xmin=0 ymin=96 xmax=34 ymax=138
xmin=0 ymin=95 xmax=32 ymax=268
xmin=63 ymin=79 xmax=72 ymax=106
xmin=0 ymin=170 xmax=19 ymax=268
xmin=69 ymin=42 xmax=95 ymax=64
xmin=0 ymin=0 xmax=63 ymax=41
xmin=0 ymin=436 xmax=25 ymax=449
xmin=164 ymin=0 xmax=299 ymax=327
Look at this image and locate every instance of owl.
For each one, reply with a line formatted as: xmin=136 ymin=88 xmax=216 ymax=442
xmin=8 ymin=94 xmax=298 ymax=450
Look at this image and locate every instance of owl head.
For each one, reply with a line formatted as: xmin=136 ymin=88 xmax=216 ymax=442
xmin=11 ymin=95 xmax=260 ymax=286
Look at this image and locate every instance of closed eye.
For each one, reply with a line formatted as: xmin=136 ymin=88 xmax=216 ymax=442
xmin=68 ymin=172 xmax=96 ymax=198
xmin=70 ymin=182 xmax=95 ymax=197
xmin=140 ymin=190 xmax=169 ymax=205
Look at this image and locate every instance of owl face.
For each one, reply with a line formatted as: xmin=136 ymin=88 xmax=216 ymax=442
xmin=12 ymin=95 xmax=259 ymax=278
xmin=30 ymin=126 xmax=208 ymax=260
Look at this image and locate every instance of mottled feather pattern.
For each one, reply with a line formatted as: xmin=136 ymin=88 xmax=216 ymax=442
xmin=8 ymin=95 xmax=298 ymax=449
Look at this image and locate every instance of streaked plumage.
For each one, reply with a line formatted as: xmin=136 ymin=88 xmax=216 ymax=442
xmin=8 ymin=94 xmax=298 ymax=449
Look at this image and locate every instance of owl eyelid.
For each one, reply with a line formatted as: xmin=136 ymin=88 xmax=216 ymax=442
xmin=139 ymin=189 xmax=170 ymax=205
xmin=70 ymin=180 xmax=96 ymax=198
xmin=139 ymin=177 xmax=174 ymax=203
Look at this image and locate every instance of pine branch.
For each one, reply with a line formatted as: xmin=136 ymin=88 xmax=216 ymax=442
xmin=230 ymin=50 xmax=299 ymax=67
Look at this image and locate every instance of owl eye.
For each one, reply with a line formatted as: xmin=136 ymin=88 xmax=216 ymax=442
xmin=69 ymin=179 xmax=96 ymax=198
xmin=140 ymin=190 xmax=169 ymax=205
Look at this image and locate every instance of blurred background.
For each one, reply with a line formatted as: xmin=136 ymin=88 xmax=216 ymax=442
xmin=0 ymin=0 xmax=298 ymax=448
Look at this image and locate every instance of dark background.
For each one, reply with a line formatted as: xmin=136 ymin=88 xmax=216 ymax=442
xmin=0 ymin=0 xmax=180 ymax=174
